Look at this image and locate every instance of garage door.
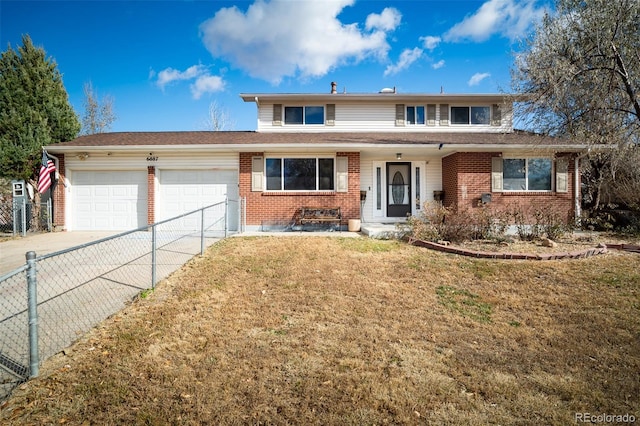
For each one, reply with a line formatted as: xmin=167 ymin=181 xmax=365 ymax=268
xmin=158 ymin=169 xmax=238 ymax=231
xmin=72 ymin=170 xmax=148 ymax=231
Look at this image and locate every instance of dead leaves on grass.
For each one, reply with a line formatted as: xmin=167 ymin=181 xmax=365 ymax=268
xmin=1 ymin=236 xmax=639 ymax=425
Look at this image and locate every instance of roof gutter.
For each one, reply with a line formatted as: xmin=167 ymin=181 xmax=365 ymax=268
xmin=45 ymin=143 xmax=591 ymax=154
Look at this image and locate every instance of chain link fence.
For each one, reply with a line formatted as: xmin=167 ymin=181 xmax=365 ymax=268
xmin=0 ymin=198 xmax=243 ymax=401
xmin=0 ymin=199 xmax=52 ymax=236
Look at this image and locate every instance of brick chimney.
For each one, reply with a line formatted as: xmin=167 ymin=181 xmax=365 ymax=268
xmin=331 ymin=81 xmax=337 ymax=94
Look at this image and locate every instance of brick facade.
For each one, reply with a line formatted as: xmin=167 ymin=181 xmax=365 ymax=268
xmin=442 ymin=152 xmax=576 ymax=223
xmin=147 ymin=166 xmax=155 ymax=225
xmin=52 ymin=154 xmax=66 ymax=229
xmin=239 ymin=152 xmax=361 ymax=228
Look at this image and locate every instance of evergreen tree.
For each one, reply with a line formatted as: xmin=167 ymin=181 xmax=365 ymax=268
xmin=0 ymin=34 xmax=80 ymax=182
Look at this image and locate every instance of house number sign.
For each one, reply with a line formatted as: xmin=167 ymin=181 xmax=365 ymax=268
xmin=146 ymin=155 xmax=159 ymax=162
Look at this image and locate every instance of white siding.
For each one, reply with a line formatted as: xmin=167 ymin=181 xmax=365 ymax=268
xmin=65 ymin=152 xmax=238 ymax=170
xmin=360 ymin=161 xmax=373 ymax=221
xmin=257 ymin=102 xmax=512 ymax=133
xmin=425 ymin=160 xmax=443 ymax=202
xmin=359 ymin=157 xmax=443 ymax=222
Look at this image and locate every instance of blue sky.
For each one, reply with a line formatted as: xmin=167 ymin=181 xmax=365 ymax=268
xmin=0 ymin=0 xmax=550 ymax=132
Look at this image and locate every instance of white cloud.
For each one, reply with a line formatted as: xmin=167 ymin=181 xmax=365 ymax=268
xmin=199 ymin=0 xmax=401 ymax=84
xmin=444 ymin=0 xmax=546 ymax=42
xmin=384 ymin=47 xmax=423 ymax=76
xmin=420 ymin=35 xmax=441 ymax=51
xmin=432 ymin=59 xmax=445 ymax=70
xmin=155 ymin=65 xmax=224 ymax=99
xmin=156 ymin=65 xmax=206 ymax=89
xmin=366 ymin=7 xmax=402 ymax=31
xmin=468 ymin=72 xmax=491 ymax=86
xmin=191 ymin=75 xmax=225 ymax=100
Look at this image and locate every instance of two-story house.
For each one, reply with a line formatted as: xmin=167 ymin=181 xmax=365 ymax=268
xmin=46 ymin=83 xmax=586 ymax=232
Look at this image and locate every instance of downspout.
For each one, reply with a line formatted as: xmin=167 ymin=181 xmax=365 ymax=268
xmin=254 ymin=97 xmax=260 ymax=130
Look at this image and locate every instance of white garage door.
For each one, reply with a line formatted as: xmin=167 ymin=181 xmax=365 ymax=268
xmin=158 ymin=170 xmax=238 ymax=231
xmin=72 ymin=170 xmax=148 ymax=231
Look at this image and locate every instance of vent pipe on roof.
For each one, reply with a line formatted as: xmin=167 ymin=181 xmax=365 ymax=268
xmin=331 ymin=81 xmax=337 ymax=94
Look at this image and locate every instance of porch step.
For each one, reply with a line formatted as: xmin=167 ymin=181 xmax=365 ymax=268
xmin=360 ymin=223 xmax=407 ymax=240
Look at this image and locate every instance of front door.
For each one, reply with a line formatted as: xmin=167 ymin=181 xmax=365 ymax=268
xmin=387 ymin=162 xmax=411 ymax=217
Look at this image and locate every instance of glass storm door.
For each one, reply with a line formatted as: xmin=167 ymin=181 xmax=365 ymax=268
xmin=387 ymin=162 xmax=411 ymax=217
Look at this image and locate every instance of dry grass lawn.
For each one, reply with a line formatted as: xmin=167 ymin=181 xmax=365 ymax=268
xmin=1 ymin=236 xmax=639 ymax=425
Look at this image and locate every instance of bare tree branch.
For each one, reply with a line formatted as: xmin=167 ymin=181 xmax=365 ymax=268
xmin=81 ymin=81 xmax=116 ymax=135
xmin=202 ymin=101 xmax=235 ymax=131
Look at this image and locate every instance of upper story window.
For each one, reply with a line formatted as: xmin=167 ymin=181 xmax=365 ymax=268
xmin=406 ymin=106 xmax=425 ymax=125
xmin=451 ymin=106 xmax=491 ymax=125
xmin=284 ymin=106 xmax=324 ymax=125
xmin=503 ymin=158 xmax=552 ymax=191
xmin=266 ymin=157 xmax=334 ymax=191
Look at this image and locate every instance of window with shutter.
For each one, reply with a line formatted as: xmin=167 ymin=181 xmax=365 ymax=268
xmin=491 ymin=157 xmax=503 ymax=192
xmin=440 ymin=104 xmax=449 ymax=125
xmin=251 ymin=156 xmax=264 ymax=191
xmin=556 ymin=158 xmax=568 ymax=193
xmin=272 ymin=104 xmax=282 ymax=126
xmin=395 ymin=104 xmax=405 ymax=126
xmin=500 ymin=157 xmax=552 ymax=191
xmin=326 ymin=104 xmax=335 ymax=126
xmin=491 ymin=104 xmax=502 ymax=126
xmin=336 ymin=157 xmax=348 ymax=192
xmin=427 ymin=104 xmax=436 ymax=126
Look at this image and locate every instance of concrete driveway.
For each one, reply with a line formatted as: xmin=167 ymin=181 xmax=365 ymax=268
xmin=0 ymin=228 xmax=224 ymax=401
xmin=0 ymin=231 xmax=119 ymax=276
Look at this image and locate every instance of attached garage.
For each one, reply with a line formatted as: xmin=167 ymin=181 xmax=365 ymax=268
xmin=71 ymin=170 xmax=148 ymax=231
xmin=157 ymin=169 xmax=239 ymax=231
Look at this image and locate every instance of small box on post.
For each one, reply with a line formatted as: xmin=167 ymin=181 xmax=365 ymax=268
xmin=12 ymin=180 xmax=28 ymax=236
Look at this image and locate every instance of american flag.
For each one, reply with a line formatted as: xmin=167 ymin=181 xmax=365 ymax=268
xmin=37 ymin=151 xmax=56 ymax=194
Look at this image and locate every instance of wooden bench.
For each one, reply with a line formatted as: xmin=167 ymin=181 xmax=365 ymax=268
xmin=299 ymin=207 xmax=342 ymax=230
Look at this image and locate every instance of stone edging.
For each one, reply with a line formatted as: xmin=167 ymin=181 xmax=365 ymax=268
xmin=407 ymin=238 xmax=640 ymax=260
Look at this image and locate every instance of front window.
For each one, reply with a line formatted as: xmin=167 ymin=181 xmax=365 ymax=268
xmin=406 ymin=106 xmax=425 ymax=125
xmin=284 ymin=106 xmax=324 ymax=125
xmin=266 ymin=157 xmax=335 ymax=191
xmin=451 ymin=106 xmax=490 ymax=125
xmin=503 ymin=158 xmax=552 ymax=191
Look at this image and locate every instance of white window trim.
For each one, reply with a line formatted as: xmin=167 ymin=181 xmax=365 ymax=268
xmin=283 ymin=105 xmax=326 ymax=126
xmin=449 ymin=105 xmax=492 ymax=126
xmin=263 ymin=155 xmax=337 ymax=192
xmin=501 ymin=157 xmax=554 ymax=192
xmin=406 ymin=105 xmax=425 ymax=126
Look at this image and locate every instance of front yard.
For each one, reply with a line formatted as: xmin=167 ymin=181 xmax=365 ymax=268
xmin=1 ymin=236 xmax=639 ymax=425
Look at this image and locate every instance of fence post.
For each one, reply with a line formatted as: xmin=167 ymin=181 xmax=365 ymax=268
xmin=47 ymin=198 xmax=53 ymax=231
xmin=200 ymin=207 xmax=205 ymax=256
xmin=26 ymin=251 xmax=39 ymax=378
xmin=151 ymin=225 xmax=157 ymax=289
xmin=21 ymin=198 xmax=27 ymax=237
xmin=224 ymin=197 xmax=228 ymax=238
xmin=242 ymin=197 xmax=246 ymax=233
